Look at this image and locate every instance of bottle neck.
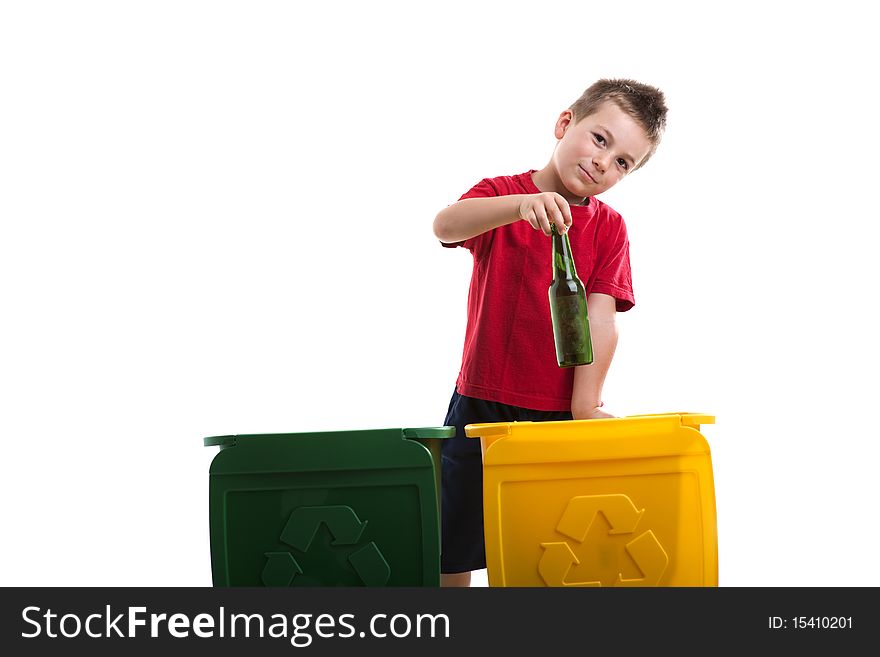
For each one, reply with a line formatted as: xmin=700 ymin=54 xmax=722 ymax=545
xmin=551 ymin=224 xmax=578 ymax=279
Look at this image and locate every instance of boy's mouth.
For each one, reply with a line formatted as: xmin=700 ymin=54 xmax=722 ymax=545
xmin=578 ymin=164 xmax=597 ymax=184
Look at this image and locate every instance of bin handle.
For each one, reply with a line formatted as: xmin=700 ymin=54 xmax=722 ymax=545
xmin=204 ymin=435 xmax=237 ymax=447
xmin=402 ymin=427 xmax=456 ymax=440
xmin=678 ymin=413 xmax=715 ymax=428
xmin=625 ymin=412 xmax=715 ymax=429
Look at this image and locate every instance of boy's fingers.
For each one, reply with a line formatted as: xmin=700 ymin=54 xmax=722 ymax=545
xmin=555 ymin=195 xmax=573 ymax=229
xmin=549 ymin=206 xmax=566 ymax=233
xmin=534 ymin=205 xmax=551 ymax=235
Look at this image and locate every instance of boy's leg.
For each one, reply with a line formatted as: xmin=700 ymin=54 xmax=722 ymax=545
xmin=440 ymin=572 xmax=471 ymax=587
xmin=440 ymin=392 xmax=489 ymax=585
xmin=440 ymin=394 xmax=574 ymax=587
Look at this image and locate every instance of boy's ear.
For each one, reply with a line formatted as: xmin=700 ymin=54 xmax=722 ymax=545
xmin=555 ymin=110 xmax=574 ymax=140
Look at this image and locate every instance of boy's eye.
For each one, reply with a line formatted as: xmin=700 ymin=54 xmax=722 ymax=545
xmin=593 ymin=133 xmax=606 ymax=146
xmin=617 ymin=158 xmax=629 ymax=170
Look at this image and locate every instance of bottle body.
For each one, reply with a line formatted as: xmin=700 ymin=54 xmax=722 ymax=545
xmin=548 ymin=226 xmax=593 ymax=367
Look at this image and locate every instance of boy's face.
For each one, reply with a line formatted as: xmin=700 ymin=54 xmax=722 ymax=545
xmin=551 ymin=100 xmax=653 ymax=201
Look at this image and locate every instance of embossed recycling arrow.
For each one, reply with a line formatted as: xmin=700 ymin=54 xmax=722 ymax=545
xmin=538 ymin=494 xmax=669 ymax=587
xmin=538 ymin=542 xmax=598 ymax=587
xmin=261 ymin=505 xmax=391 ymax=587
xmin=347 ymin=541 xmax=391 ymax=586
xmin=280 ymin=505 xmax=368 ymax=552
xmin=262 ymin=552 xmax=303 ymax=586
xmin=615 ymin=530 xmax=667 ymax=587
xmin=556 ymin=494 xmax=644 ymax=542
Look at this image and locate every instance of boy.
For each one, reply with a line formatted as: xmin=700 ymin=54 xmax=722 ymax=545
xmin=432 ymin=79 xmax=668 ymax=587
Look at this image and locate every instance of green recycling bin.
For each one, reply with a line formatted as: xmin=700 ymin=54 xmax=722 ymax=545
xmin=204 ymin=426 xmax=452 ymax=587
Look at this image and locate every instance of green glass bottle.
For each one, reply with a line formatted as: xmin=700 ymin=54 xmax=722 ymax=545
xmin=548 ymin=223 xmax=593 ymax=367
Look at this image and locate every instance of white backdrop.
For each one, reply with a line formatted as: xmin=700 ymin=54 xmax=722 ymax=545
xmin=2 ymin=0 xmax=877 ymax=587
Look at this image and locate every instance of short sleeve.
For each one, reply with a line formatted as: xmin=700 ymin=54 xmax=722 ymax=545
xmin=439 ymin=178 xmax=501 ymax=257
xmin=591 ymin=215 xmax=635 ymax=312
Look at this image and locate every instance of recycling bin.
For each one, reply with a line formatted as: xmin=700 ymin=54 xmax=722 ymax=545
xmin=204 ymin=426 xmax=453 ymax=587
xmin=466 ymin=413 xmax=717 ymax=587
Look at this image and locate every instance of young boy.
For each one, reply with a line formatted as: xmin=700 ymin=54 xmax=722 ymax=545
xmin=432 ymin=79 xmax=668 ymax=587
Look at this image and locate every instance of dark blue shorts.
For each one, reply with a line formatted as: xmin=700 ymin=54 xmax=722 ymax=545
xmin=440 ymin=389 xmax=572 ymax=573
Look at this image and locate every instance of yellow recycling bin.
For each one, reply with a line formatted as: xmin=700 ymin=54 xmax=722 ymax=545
xmin=466 ymin=413 xmax=717 ymax=587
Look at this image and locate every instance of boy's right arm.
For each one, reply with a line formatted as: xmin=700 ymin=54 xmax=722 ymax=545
xmin=433 ymin=192 xmax=573 ymax=244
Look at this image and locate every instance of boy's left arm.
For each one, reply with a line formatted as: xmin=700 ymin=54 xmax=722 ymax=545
xmin=571 ymin=293 xmax=619 ymax=420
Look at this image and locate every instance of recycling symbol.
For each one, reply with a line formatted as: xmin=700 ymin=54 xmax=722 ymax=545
xmin=261 ymin=505 xmax=391 ymax=586
xmin=538 ymin=494 xmax=669 ymax=587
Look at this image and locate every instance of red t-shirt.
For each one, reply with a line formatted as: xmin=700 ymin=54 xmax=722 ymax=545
xmin=444 ymin=171 xmax=634 ymax=411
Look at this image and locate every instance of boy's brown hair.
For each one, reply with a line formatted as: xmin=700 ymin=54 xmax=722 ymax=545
xmin=569 ymin=78 xmax=668 ymax=171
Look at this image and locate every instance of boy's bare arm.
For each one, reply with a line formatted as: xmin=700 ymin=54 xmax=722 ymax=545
xmin=571 ymin=293 xmax=618 ymax=420
xmin=433 ymin=193 xmax=573 ymax=243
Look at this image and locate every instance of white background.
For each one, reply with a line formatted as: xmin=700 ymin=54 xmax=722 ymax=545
xmin=2 ymin=0 xmax=877 ymax=587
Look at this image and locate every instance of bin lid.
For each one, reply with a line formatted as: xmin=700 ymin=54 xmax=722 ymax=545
xmin=465 ymin=413 xmax=714 ymax=438
xmin=465 ymin=413 xmax=714 ymax=465
xmin=204 ymin=426 xmax=454 ymax=447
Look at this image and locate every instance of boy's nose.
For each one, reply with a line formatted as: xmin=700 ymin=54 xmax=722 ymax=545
xmin=592 ymin=152 xmax=610 ymax=173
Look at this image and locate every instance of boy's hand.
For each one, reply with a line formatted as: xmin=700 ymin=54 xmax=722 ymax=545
xmin=572 ymin=405 xmax=616 ymax=420
xmin=580 ymin=406 xmax=616 ymax=420
xmin=518 ymin=192 xmax=572 ymax=236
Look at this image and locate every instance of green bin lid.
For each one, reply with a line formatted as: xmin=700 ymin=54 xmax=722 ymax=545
xmin=204 ymin=426 xmax=454 ymax=447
